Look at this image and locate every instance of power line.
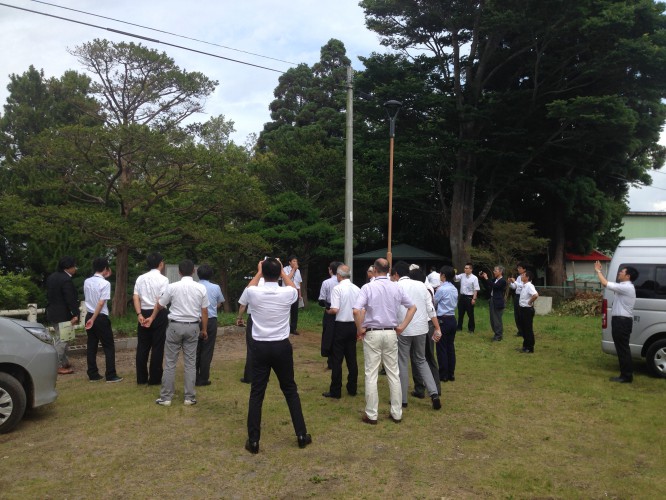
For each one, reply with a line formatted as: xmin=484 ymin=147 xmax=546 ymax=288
xmin=0 ymin=2 xmax=285 ymax=73
xmin=30 ymin=0 xmax=298 ymax=66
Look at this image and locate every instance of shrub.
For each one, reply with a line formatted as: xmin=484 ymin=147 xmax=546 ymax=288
xmin=555 ymin=291 xmax=603 ymax=317
xmin=0 ymin=272 xmax=39 ymax=309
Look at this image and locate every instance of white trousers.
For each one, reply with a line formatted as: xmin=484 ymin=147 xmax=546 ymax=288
xmin=363 ymin=329 xmax=402 ymax=420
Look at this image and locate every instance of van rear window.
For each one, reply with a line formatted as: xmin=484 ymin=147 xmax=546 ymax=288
xmin=620 ymin=263 xmax=666 ymax=299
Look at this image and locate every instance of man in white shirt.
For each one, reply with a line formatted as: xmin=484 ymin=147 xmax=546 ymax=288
xmin=133 ymin=252 xmax=169 ymax=385
xmin=455 ymin=263 xmax=480 ymax=333
xmin=322 ymin=264 xmax=360 ymax=399
xmin=319 ymin=261 xmax=342 ymax=369
xmin=427 ymin=266 xmax=441 ymax=291
xmin=508 ymin=262 xmax=527 ymax=337
xmin=84 ymin=257 xmax=122 ymax=383
xmin=283 ymin=255 xmax=303 ymax=335
xmin=595 ymin=260 xmax=638 ymax=383
xmin=145 ymin=259 xmax=209 ymax=406
xmin=392 ymin=262 xmax=442 ymax=410
xmin=244 ymin=258 xmax=311 ymax=454
xmin=195 ymin=264 xmax=225 ymax=387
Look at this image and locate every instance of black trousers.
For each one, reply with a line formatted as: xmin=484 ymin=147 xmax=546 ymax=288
xmin=436 ymin=316 xmax=457 ymax=380
xmin=513 ymin=293 xmax=523 ymax=336
xmin=520 ymin=306 xmax=535 ymax=351
xmin=136 ymin=308 xmax=167 ymax=384
xmin=196 ymin=317 xmax=218 ymax=384
xmin=289 ymin=299 xmax=299 ymax=334
xmin=413 ymin=320 xmax=441 ymax=396
xmin=247 ymin=338 xmax=307 ymax=442
xmin=612 ymin=316 xmax=634 ymax=379
xmin=322 ymin=311 xmax=335 ymax=369
xmin=85 ymin=313 xmax=117 ymax=380
xmin=329 ymin=321 xmax=358 ymax=396
xmin=457 ymin=295 xmax=475 ymax=332
xmin=242 ymin=315 xmax=254 ymax=382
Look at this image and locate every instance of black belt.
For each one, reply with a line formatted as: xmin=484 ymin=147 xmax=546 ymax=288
xmin=438 ymin=315 xmax=455 ymax=319
xmin=170 ymin=320 xmax=199 ymax=324
xmin=366 ymin=326 xmax=396 ymax=331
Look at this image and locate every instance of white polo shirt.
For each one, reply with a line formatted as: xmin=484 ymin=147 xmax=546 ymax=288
xmin=246 ymin=281 xmax=298 ymax=341
xmin=330 ymin=279 xmax=360 ymax=322
xmin=158 ymin=276 xmax=209 ymax=322
xmin=133 ymin=268 xmax=169 ymax=309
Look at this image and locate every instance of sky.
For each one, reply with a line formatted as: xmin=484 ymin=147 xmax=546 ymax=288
xmin=0 ymin=0 xmax=664 ymax=212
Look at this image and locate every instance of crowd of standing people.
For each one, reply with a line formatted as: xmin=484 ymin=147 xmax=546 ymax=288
xmin=53 ymin=253 xmax=642 ymax=455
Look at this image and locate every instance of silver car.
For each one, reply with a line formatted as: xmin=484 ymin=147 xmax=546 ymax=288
xmin=0 ymin=316 xmax=58 ymax=433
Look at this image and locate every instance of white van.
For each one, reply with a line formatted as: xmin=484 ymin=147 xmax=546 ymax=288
xmin=601 ymin=238 xmax=666 ymax=378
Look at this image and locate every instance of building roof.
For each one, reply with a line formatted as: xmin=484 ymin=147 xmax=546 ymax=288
xmin=353 ymin=243 xmax=445 ymax=260
xmin=565 ymin=249 xmax=611 ymax=262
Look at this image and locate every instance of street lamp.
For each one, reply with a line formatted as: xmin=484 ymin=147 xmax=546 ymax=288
xmin=384 ymin=99 xmax=402 ymax=268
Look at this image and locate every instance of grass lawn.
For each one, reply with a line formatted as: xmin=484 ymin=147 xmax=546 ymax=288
xmin=1 ymin=304 xmax=663 ymax=499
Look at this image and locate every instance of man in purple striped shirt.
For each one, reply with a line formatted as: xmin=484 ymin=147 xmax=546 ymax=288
xmin=353 ymin=258 xmax=416 ymax=425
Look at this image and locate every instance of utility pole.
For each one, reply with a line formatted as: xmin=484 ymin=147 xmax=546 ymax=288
xmin=345 ymin=66 xmax=354 ymax=276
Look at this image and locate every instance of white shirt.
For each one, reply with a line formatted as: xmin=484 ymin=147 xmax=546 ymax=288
xmin=510 ymin=275 xmax=525 ymax=294
xmin=246 ymin=281 xmax=298 ymax=341
xmin=133 ymin=268 xmax=169 ymax=309
xmin=319 ymin=275 xmax=338 ymax=303
xmin=84 ymin=274 xmax=111 ymax=315
xmin=330 ymin=279 xmax=361 ymax=322
xmin=607 ymin=280 xmax=636 ymax=318
xmin=158 ymin=276 xmax=209 ymax=322
xmin=239 ymin=278 xmax=264 ymax=315
xmin=455 ymin=273 xmax=480 ymax=296
xmin=283 ymin=265 xmax=302 ymax=290
xmin=519 ymin=282 xmax=538 ymax=307
xmin=396 ymin=277 xmax=436 ymax=336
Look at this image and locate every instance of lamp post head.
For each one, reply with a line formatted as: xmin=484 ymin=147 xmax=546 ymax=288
xmin=384 ymin=100 xmax=402 ymax=138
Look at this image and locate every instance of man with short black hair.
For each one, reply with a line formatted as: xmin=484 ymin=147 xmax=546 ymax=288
xmin=244 ymin=258 xmax=311 ymax=454
xmin=133 ymin=252 xmax=169 ymax=385
xmin=455 ymin=263 xmax=480 ymax=333
xmin=319 ymin=261 xmax=342 ymax=369
xmin=283 ymin=255 xmax=303 ymax=335
xmin=196 ymin=263 xmax=225 ymax=386
xmin=84 ymin=257 xmax=122 ymax=383
xmin=146 ymin=259 xmax=209 ymax=406
xmin=595 ymin=260 xmax=638 ymax=383
xmin=46 ymin=256 xmax=80 ymax=375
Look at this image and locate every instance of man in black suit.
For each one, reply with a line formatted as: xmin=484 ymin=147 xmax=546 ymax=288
xmin=479 ymin=266 xmax=507 ymax=341
xmin=46 ymin=256 xmax=80 ymax=375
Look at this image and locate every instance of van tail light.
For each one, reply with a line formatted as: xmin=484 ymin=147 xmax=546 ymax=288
xmin=602 ymin=299 xmax=607 ymax=329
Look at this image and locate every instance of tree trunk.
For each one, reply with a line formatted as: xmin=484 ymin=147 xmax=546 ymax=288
xmin=547 ymin=217 xmax=567 ymax=287
xmin=111 ymin=244 xmax=129 ymax=317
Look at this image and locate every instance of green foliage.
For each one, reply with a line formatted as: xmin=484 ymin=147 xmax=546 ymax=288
xmin=470 ymin=220 xmax=550 ymax=272
xmin=0 ymin=272 xmax=43 ymax=309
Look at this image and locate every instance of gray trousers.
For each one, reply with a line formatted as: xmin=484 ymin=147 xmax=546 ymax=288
xmin=52 ymin=323 xmax=70 ymax=368
xmin=398 ymin=333 xmax=438 ymax=404
xmin=413 ymin=321 xmax=441 ymax=396
xmin=161 ymin=321 xmax=199 ymax=401
xmin=489 ymin=304 xmax=505 ymax=339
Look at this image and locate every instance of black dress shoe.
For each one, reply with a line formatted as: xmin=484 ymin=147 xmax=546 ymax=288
xmin=448 ymin=376 xmax=455 ymax=382
xmin=297 ymin=434 xmax=312 ymax=448
xmin=440 ymin=377 xmax=449 ymax=382
xmin=492 ymin=336 xmax=503 ymax=342
xmin=609 ymin=376 xmax=633 ymax=383
xmin=195 ymin=380 xmax=211 ymax=386
xmin=402 ymin=403 xmax=408 ymax=408
xmin=520 ymin=348 xmax=534 ymax=353
xmin=322 ymin=391 xmax=341 ymax=399
xmin=431 ymin=396 xmax=442 ymax=410
xmin=389 ymin=414 xmax=402 ymax=424
xmin=245 ymin=440 xmax=259 ymax=454
xmin=411 ymin=391 xmax=425 ymax=399
xmin=362 ymin=414 xmax=377 ymax=425
xmin=240 ymin=378 xmax=251 ymax=384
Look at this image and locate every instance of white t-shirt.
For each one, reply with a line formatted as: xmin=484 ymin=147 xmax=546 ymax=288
xmin=246 ymin=281 xmax=298 ymax=341
xmin=330 ymin=279 xmax=361 ymax=322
